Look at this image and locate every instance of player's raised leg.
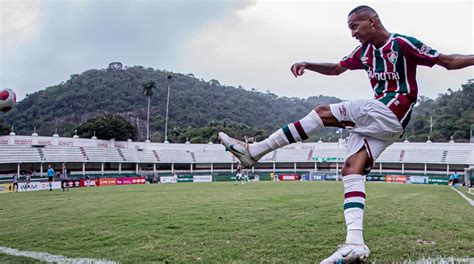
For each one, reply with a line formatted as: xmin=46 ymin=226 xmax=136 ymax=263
xmin=219 ymin=105 xmax=342 ymax=168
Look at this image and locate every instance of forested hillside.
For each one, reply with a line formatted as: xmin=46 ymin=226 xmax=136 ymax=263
xmin=2 ymin=64 xmax=340 ymax=142
xmin=407 ymin=79 xmax=473 ymax=142
xmin=1 ymin=64 xmax=472 ymax=143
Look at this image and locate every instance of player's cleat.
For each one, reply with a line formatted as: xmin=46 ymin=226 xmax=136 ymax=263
xmin=219 ymin=132 xmax=258 ymax=168
xmin=320 ymin=243 xmax=370 ymax=264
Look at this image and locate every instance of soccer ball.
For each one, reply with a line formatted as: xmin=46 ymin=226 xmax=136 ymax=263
xmin=0 ymin=89 xmax=16 ymax=112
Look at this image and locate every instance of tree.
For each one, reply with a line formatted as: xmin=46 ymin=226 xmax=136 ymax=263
xmin=75 ymin=114 xmax=137 ymax=141
xmin=141 ymin=80 xmax=156 ymax=141
xmin=0 ymin=118 xmax=10 ymax=135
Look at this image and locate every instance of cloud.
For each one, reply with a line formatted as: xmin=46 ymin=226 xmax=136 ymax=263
xmin=0 ymin=0 xmax=253 ymax=99
xmin=0 ymin=0 xmax=42 ymax=84
xmin=181 ymin=0 xmax=473 ymax=100
xmin=0 ymin=0 xmax=472 ymax=101
xmin=0 ymin=0 xmax=42 ymax=47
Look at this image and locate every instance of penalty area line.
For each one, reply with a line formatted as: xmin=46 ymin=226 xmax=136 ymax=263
xmin=451 ymin=187 xmax=474 ymax=206
xmin=0 ymin=246 xmax=118 ymax=264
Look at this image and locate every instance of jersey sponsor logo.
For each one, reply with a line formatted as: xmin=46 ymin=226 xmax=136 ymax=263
xmin=387 ymin=51 xmax=398 ymax=64
xmin=367 ymin=69 xmax=400 ymax=81
xmin=418 ymin=44 xmax=433 ymax=55
xmin=339 ymin=105 xmax=347 ymax=118
xmin=361 ymin=56 xmax=369 ymax=66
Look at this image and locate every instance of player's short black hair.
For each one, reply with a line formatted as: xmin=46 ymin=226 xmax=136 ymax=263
xmin=348 ymin=5 xmax=377 ymax=17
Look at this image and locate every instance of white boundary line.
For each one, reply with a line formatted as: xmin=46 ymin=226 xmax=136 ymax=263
xmin=0 ymin=246 xmax=118 ymax=264
xmin=451 ymin=187 xmax=474 ymax=206
xmin=2 ymin=246 xmax=473 ymax=263
xmin=403 ymin=257 xmax=474 ymax=264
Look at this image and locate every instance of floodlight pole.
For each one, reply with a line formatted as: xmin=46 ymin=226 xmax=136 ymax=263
xmin=164 ymin=83 xmax=171 ymax=143
xmin=146 ymin=97 xmax=151 ymax=141
xmin=164 ymin=73 xmax=173 ymax=143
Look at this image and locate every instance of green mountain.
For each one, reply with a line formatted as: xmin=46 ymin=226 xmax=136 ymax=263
xmin=2 ymin=63 xmax=472 ymax=143
xmin=406 ymin=79 xmax=473 ymax=142
xmin=2 ymin=64 xmax=341 ymax=143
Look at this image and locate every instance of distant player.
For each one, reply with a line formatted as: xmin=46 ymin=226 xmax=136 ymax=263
xmin=12 ymin=172 xmax=19 ymax=192
xmin=61 ymin=164 xmax=69 ymax=192
xmin=25 ymin=170 xmax=32 ymax=191
xmin=85 ymin=174 xmax=91 ymax=187
xmin=219 ymin=5 xmax=474 ymax=263
xmin=242 ymin=170 xmax=250 ymax=183
xmin=235 ymin=163 xmax=244 ymax=185
xmin=47 ymin=164 xmax=54 ymax=191
xmin=172 ymin=169 xmax=178 ymax=183
xmin=452 ymin=171 xmax=459 ymax=186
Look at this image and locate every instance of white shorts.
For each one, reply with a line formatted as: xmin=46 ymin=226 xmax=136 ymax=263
xmin=330 ymin=100 xmax=404 ymax=172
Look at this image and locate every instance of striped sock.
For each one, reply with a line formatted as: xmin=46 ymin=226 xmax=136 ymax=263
xmin=343 ymin=174 xmax=366 ymax=245
xmin=249 ymin=110 xmax=324 ymax=158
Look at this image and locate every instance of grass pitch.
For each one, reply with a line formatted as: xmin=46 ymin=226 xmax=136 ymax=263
xmin=0 ymin=182 xmax=473 ymax=263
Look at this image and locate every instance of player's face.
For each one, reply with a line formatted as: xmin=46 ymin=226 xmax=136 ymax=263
xmin=347 ymin=13 xmax=376 ymax=45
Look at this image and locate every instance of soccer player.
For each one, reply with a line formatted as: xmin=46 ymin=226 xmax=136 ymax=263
xmin=61 ymin=163 xmax=69 ymax=192
xmin=47 ymin=164 xmax=54 ymax=192
xmin=25 ymin=169 xmax=32 ymax=191
xmin=219 ymin=5 xmax=474 ymax=263
xmin=85 ymin=174 xmax=91 ymax=187
xmin=452 ymin=171 xmax=459 ymax=186
xmin=12 ymin=172 xmax=19 ymax=192
xmin=235 ymin=163 xmax=243 ymax=185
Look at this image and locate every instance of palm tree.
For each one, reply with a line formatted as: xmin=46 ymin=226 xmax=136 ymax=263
xmin=141 ymin=80 xmax=156 ymax=142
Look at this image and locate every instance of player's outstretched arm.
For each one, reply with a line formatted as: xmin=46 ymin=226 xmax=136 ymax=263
xmin=436 ymin=53 xmax=474 ymax=70
xmin=291 ymin=62 xmax=348 ymax=77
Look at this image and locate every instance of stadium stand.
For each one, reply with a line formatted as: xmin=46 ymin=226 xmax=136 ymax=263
xmin=83 ymin=147 xmax=126 ymax=163
xmin=0 ymin=135 xmax=472 ymax=183
xmin=403 ymin=149 xmax=445 ymax=164
xmin=155 ymin=149 xmax=194 ymax=163
xmin=193 ymin=149 xmax=234 ymax=163
xmin=41 ymin=146 xmax=86 ymax=163
xmin=0 ymin=145 xmax=42 ymax=163
xmin=136 ymin=149 xmax=160 ymax=163
xmin=274 ymin=145 xmax=313 ymax=162
xmin=445 ymin=149 xmax=472 ymax=164
xmin=377 ymin=148 xmax=403 ymax=163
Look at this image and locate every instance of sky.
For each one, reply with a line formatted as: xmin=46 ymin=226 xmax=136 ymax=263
xmin=1 ymin=0 xmax=473 ymax=102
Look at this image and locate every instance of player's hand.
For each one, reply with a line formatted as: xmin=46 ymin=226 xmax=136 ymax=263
xmin=290 ymin=62 xmax=306 ymax=77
